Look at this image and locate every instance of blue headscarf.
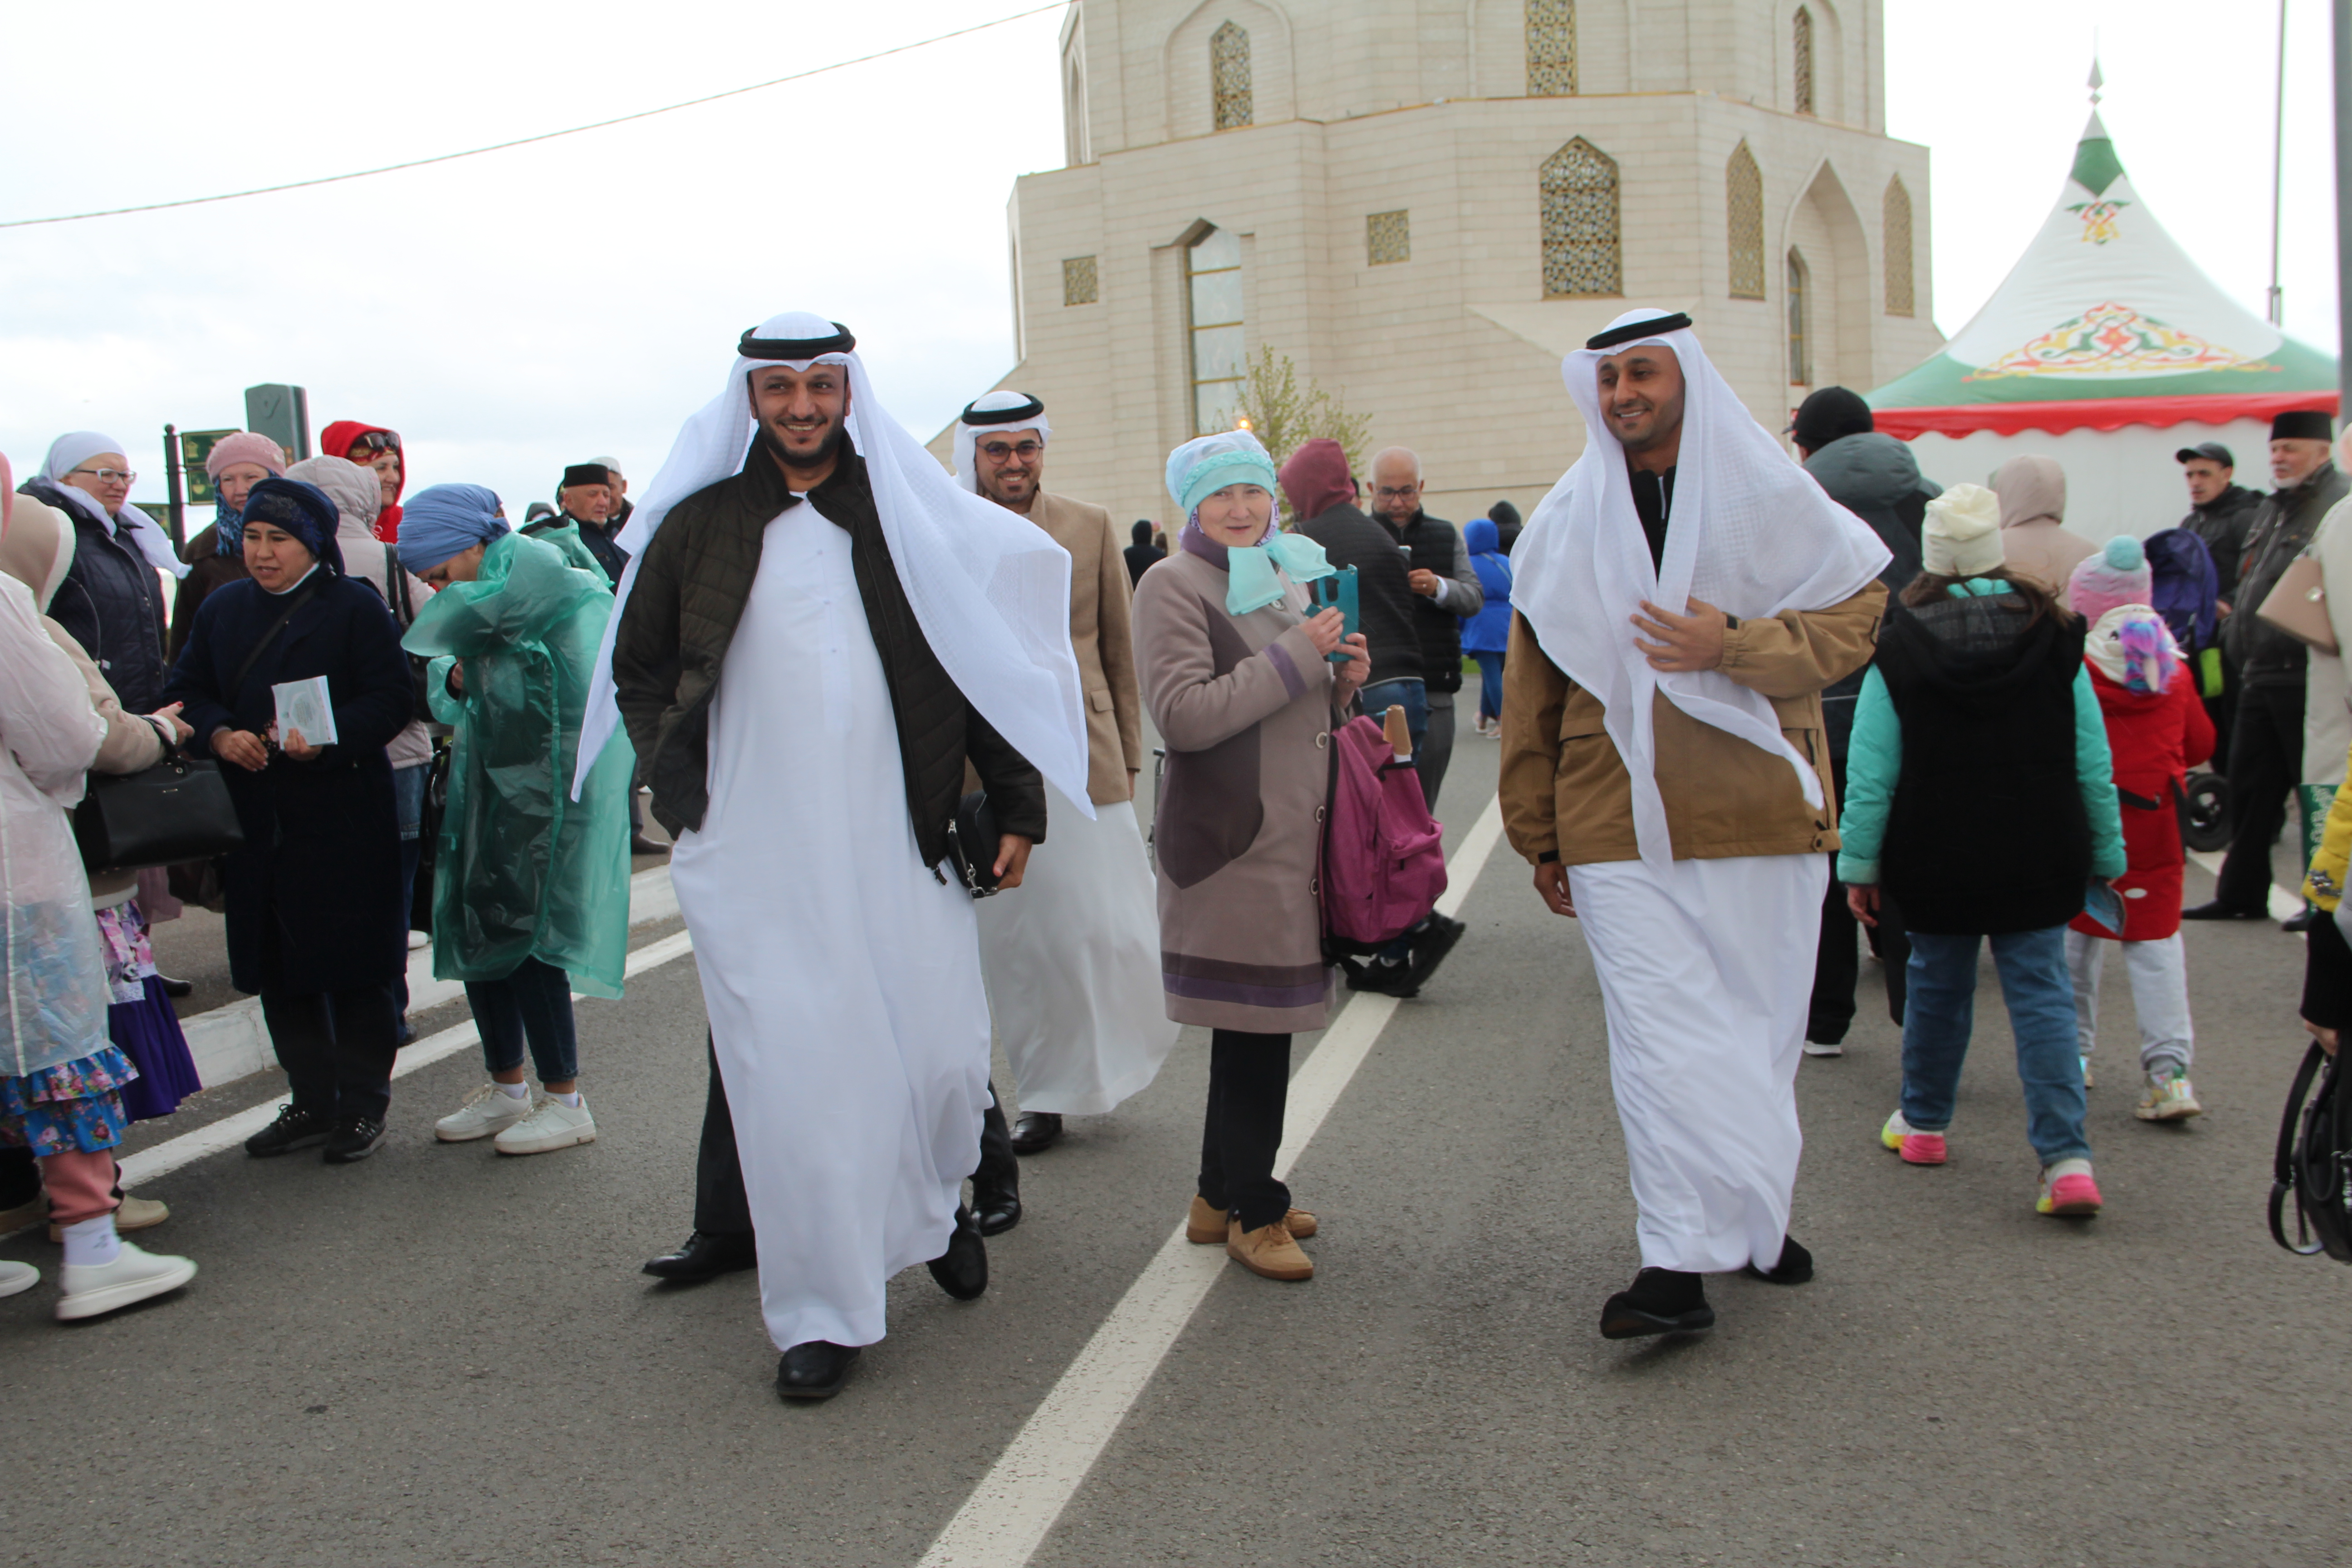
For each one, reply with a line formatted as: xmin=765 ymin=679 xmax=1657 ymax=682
xmin=215 ymin=500 xmax=247 ymax=557
xmin=239 ymin=479 xmax=345 ymax=577
xmin=1162 ymin=430 xmax=1332 ymax=614
xmin=397 ymin=484 xmax=509 ymax=575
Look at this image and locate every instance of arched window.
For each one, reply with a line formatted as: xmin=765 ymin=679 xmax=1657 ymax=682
xmin=1541 ymin=138 xmax=1621 ymax=298
xmin=1064 ymin=57 xmax=1090 ymax=166
xmin=1212 ymin=22 xmax=1253 ymax=130
xmin=1187 ymin=227 xmax=1245 ymax=435
xmin=1786 ymin=249 xmax=1811 ymax=386
xmin=1793 ymin=7 xmax=1815 ymax=116
xmin=1526 ymin=0 xmax=1577 ymax=97
xmin=1883 ymin=176 xmax=1915 ymax=317
xmin=1727 ymin=142 xmax=1765 ymax=299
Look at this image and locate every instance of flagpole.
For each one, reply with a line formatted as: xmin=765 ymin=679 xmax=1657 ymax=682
xmin=2271 ymin=0 xmax=2289 ymax=326
xmin=2337 ymin=0 xmax=2351 ymax=419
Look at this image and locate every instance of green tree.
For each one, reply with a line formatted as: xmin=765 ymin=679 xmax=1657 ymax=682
xmin=1230 ymin=345 xmax=1372 ymax=485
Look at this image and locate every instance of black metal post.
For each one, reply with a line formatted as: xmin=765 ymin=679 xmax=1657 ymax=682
xmin=2337 ymin=0 xmax=2352 ymax=422
xmin=162 ymin=423 xmax=185 ymax=552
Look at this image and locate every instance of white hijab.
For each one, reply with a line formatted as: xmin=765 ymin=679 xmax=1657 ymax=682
xmin=39 ymin=431 xmax=188 ymax=579
xmin=951 ymin=390 xmax=1053 ymax=495
xmin=1510 ymin=309 xmax=1890 ymax=872
xmin=575 ymin=312 xmax=1093 ymax=818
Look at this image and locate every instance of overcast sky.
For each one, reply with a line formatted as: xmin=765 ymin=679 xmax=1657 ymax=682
xmin=0 ymin=0 xmax=2331 ymax=524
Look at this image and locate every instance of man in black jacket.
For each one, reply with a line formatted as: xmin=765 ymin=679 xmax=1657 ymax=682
xmin=2176 ymin=441 xmax=2265 ymax=757
xmin=610 ymin=315 xmax=1072 ymax=1402
xmin=2190 ymin=411 xmax=2349 ymax=923
xmin=1369 ymin=446 xmax=1484 ymax=811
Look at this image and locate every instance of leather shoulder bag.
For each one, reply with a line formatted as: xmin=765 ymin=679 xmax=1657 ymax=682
xmin=2256 ymin=554 xmax=2339 ymax=655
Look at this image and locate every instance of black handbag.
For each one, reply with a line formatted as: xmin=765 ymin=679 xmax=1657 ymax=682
xmin=2270 ymin=1039 xmax=2352 ymax=1262
xmin=941 ymin=789 xmax=1004 ymax=898
xmin=74 ymin=757 xmax=245 ymax=872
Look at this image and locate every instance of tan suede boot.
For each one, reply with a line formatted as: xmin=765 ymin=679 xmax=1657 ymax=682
xmin=1225 ymin=1217 xmax=1313 ymax=1280
xmin=49 ymin=1194 xmax=167 ymax=1244
xmin=1185 ymin=1195 xmax=1317 ymax=1244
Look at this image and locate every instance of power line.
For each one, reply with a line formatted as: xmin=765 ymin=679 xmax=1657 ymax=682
xmin=0 ymin=3 xmax=1064 ymax=230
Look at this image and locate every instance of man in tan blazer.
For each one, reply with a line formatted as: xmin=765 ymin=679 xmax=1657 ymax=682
xmin=956 ymin=393 xmax=1180 ymax=1174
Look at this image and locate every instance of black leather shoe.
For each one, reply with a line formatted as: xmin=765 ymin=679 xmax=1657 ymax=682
xmin=2283 ymin=905 xmax=2322 ymax=933
xmin=776 ymin=1340 xmax=860 ymax=1401
xmin=1600 ymin=1267 xmax=1715 ymax=1339
xmin=2181 ymin=900 xmax=2265 ymax=921
xmin=323 ymin=1117 xmax=388 ymax=1164
xmin=157 ymin=974 xmax=194 ymax=999
xmin=927 ymin=1205 xmax=989 ymax=1300
xmin=1403 ymin=913 xmax=1467 ymax=990
xmin=629 ymin=835 xmax=671 ymax=858
xmin=642 ymin=1230 xmax=757 ymax=1282
xmin=245 ymin=1105 xmax=333 ymax=1158
xmin=1009 ymin=1111 xmax=1063 ymax=1155
xmin=972 ymin=1183 xmax=1023 ymax=1236
xmin=1743 ymin=1235 xmax=1813 ymax=1285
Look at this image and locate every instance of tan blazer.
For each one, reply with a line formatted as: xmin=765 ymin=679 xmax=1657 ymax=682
xmin=1028 ymin=490 xmax=1146 ymax=805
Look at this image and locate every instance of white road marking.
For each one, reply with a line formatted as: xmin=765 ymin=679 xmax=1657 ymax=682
xmin=2185 ymin=848 xmax=2303 ymax=924
xmin=916 ymin=797 xmax=1509 ymax=1568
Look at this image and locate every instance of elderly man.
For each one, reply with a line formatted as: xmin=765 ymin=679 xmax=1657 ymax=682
xmin=604 ymin=314 xmax=1090 ymax=1401
xmin=2190 ymin=410 xmax=2349 ymax=925
xmin=1502 ymin=310 xmax=1888 ymax=1339
xmin=952 ymin=392 xmax=1178 ymax=1172
xmin=588 ymin=455 xmax=633 ymax=534
xmin=1368 ymin=447 xmax=1483 ymax=810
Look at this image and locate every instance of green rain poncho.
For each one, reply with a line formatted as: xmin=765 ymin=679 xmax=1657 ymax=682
xmin=402 ymin=529 xmax=634 ymax=997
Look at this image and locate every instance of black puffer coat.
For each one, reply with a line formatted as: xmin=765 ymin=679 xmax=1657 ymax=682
xmin=611 ymin=440 xmax=1047 ymax=868
xmin=24 ymin=478 xmax=171 ymax=715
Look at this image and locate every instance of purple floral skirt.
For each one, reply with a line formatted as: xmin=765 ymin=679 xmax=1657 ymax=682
xmin=97 ymin=901 xmax=200 ymax=1121
xmin=0 ymin=1046 xmax=136 ymax=1156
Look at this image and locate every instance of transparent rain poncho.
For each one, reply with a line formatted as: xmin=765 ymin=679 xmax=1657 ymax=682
xmin=403 ymin=529 xmax=634 ymax=998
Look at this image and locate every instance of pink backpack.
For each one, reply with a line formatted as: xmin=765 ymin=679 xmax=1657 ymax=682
xmin=1319 ymin=713 xmax=1448 ymax=952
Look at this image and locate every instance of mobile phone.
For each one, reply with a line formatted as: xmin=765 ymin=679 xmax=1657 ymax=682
xmin=1309 ymin=567 xmax=1359 ymax=662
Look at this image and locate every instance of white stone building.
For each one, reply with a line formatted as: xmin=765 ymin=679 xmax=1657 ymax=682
xmin=939 ymin=0 xmax=1946 ymax=530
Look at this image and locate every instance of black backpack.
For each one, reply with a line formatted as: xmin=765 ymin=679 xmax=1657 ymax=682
xmin=2269 ymin=1040 xmax=2352 ymax=1262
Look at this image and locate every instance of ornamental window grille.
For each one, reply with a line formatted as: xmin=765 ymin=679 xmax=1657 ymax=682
xmin=1793 ymin=7 xmax=1815 ymax=115
xmin=1540 ymin=138 xmax=1621 ymax=298
xmin=1063 ymin=255 xmax=1099 ymax=307
xmin=1212 ymin=22 xmax=1253 ymax=130
xmin=1883 ymin=176 xmax=1916 ymax=316
xmin=1367 ymin=210 xmax=1411 ymax=265
xmin=1187 ymin=227 xmax=1246 ymax=435
xmin=1727 ymin=142 xmax=1765 ymax=299
xmin=1526 ymin=0 xmax=1577 ymax=97
xmin=1787 ymin=249 xmax=1811 ymax=386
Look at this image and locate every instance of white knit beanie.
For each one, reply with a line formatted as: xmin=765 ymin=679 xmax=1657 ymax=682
xmin=1922 ymin=483 xmax=2005 ymax=578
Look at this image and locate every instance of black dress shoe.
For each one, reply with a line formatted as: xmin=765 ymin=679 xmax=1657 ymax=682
xmin=323 ymin=1117 xmax=388 ymax=1164
xmin=1009 ymin=1111 xmax=1063 ymax=1155
xmin=642 ymin=1230 xmax=757 ymax=1282
xmin=1600 ymin=1267 xmax=1715 ymax=1339
xmin=2181 ymin=900 xmax=2265 ymax=921
xmin=245 ymin=1105 xmax=333 ymax=1158
xmin=776 ymin=1340 xmax=860 ymax=1401
xmin=1743 ymin=1235 xmax=1813 ymax=1285
xmin=927 ymin=1206 xmax=989 ymax=1300
xmin=629 ymin=835 xmax=671 ymax=858
xmin=972 ymin=1184 xmax=1023 ymax=1236
xmin=1403 ymin=913 xmax=1467 ymax=990
xmin=157 ymin=974 xmax=194 ymax=999
xmin=2283 ymin=904 xmax=2322 ymax=933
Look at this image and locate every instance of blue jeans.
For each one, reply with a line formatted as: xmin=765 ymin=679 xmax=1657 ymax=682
xmin=1472 ymin=652 xmax=1505 ymax=722
xmin=1357 ymin=678 xmax=1428 ymax=748
xmin=465 ymin=957 xmax=579 ymax=1085
xmin=1900 ymin=926 xmax=2090 ymax=1165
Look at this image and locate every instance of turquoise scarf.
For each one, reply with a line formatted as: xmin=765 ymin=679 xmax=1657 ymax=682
xmin=1223 ymin=527 xmax=1334 ymax=615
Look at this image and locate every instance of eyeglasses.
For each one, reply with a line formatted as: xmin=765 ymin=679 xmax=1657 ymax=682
xmin=71 ymin=466 xmax=137 ymax=485
xmin=979 ymin=441 xmax=1043 ymax=461
xmin=1373 ymin=485 xmax=1420 ymax=500
xmin=346 ymin=431 xmax=402 ymax=455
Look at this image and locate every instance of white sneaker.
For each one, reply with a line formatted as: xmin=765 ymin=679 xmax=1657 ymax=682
xmin=1802 ymin=1041 xmax=1844 ymax=1058
xmin=2135 ymin=1070 xmax=2204 ymax=1122
xmin=55 ymin=1241 xmax=196 ymax=1320
xmin=2080 ymin=1055 xmax=2095 ymax=1088
xmin=494 ymin=1096 xmax=596 ymax=1156
xmin=436 ymin=1084 xmax=537 ymax=1142
xmin=407 ymin=930 xmax=430 ymax=951
xmin=0 ymin=1259 xmax=38 ymax=1298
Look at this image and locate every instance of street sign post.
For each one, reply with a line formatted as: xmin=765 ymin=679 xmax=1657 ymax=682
xmin=176 ymin=428 xmax=239 ymax=506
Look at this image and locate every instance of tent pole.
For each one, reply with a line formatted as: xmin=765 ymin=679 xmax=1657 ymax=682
xmin=2272 ymin=0 xmax=2290 ymax=326
xmin=2337 ymin=0 xmax=2352 ymax=417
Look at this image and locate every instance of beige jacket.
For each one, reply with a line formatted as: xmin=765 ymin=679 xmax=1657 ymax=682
xmin=1499 ymin=584 xmax=1886 ymax=867
xmin=1027 ymin=490 xmax=1146 ymax=805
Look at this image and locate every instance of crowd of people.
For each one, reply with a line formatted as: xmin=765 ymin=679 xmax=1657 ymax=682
xmin=0 ymin=304 xmax=2337 ymax=1397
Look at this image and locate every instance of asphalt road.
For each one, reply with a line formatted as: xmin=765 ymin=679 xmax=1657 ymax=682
xmin=4 ymin=714 xmax=2346 ymax=1568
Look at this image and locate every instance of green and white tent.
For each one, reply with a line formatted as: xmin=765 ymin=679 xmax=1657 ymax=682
xmin=1868 ymin=111 xmax=2337 ymax=541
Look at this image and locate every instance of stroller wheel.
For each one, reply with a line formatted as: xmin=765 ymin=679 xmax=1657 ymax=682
xmin=2180 ymin=770 xmax=2232 ymax=854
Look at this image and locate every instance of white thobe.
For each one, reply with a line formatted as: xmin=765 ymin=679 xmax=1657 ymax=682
xmin=1568 ymin=853 xmax=1827 ymax=1275
xmin=975 ymin=799 xmax=1178 ymax=1116
xmin=669 ymin=500 xmax=991 ymax=1351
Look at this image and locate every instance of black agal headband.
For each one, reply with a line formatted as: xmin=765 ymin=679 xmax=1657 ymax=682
xmin=739 ymin=321 xmax=856 ymax=360
xmin=1585 ymin=312 xmax=1692 ymax=351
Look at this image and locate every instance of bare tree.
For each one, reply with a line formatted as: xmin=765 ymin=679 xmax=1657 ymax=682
xmin=1231 ymin=345 xmax=1372 ymax=483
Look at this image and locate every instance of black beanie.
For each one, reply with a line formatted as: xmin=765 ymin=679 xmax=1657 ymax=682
xmin=1792 ymin=387 xmax=1875 ymax=452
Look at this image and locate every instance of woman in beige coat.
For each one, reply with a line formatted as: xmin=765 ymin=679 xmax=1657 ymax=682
xmin=1133 ymin=431 xmax=1367 ymax=1283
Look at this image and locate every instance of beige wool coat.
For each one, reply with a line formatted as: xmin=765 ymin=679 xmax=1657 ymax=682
xmin=1026 ymin=490 xmax=1145 ymax=805
xmin=1133 ymin=537 xmax=1355 ymax=1033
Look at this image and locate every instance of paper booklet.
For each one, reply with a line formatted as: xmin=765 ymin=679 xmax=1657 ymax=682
xmin=272 ymin=675 xmax=339 ymax=747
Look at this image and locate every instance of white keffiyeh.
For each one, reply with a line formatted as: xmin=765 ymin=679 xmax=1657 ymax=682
xmin=951 ymin=390 xmax=1051 ymax=495
xmin=1510 ymin=309 xmax=1890 ymax=872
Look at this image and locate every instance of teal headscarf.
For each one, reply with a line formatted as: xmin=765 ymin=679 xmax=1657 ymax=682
xmin=1164 ymin=430 xmax=1333 ymax=614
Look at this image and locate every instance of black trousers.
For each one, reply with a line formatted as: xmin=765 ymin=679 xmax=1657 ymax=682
xmin=1808 ymin=861 xmax=1915 ymax=1040
xmin=1416 ymin=693 xmax=1456 ymax=811
xmin=261 ymin=982 xmax=398 ymax=1122
xmin=691 ymin=1033 xmax=1010 ymax=1237
xmin=1197 ymin=1028 xmax=1293 ymax=1231
xmin=2216 ymin=681 xmax=2304 ymax=914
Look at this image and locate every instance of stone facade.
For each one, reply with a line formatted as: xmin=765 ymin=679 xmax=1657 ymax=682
xmin=935 ymin=0 xmax=1945 ymax=532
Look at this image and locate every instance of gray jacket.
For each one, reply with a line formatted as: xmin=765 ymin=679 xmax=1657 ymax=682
xmin=2227 ymin=462 xmax=2352 ymax=688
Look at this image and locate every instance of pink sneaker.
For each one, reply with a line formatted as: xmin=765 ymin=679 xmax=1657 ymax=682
xmin=2036 ymin=1159 xmax=2102 ymax=1217
xmin=1880 ymin=1110 xmax=1947 ymax=1166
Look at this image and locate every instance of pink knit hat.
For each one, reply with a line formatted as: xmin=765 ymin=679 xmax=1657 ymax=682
xmin=2067 ymin=534 xmax=2153 ymax=623
xmin=203 ymin=430 xmax=287 ymax=481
